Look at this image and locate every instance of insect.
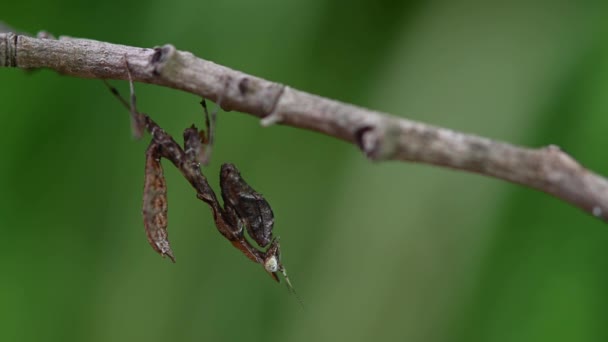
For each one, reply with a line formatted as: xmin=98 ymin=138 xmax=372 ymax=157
xmin=219 ymin=162 xmax=297 ymax=292
xmin=142 ymin=141 xmax=173 ymax=262
xmin=220 ymin=163 xmax=275 ymax=249
xmin=104 ymin=58 xmax=299 ymax=302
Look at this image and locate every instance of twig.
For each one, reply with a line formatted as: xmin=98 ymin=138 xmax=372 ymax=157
xmin=1 ymin=31 xmax=608 ymax=223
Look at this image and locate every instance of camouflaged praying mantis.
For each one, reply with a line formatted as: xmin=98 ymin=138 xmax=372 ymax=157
xmin=104 ymin=60 xmax=298 ymax=298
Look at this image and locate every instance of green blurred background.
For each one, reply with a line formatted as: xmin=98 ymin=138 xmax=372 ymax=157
xmin=2 ymin=1 xmax=608 ymax=341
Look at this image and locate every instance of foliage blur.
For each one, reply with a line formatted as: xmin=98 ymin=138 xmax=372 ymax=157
xmin=2 ymin=1 xmax=608 ymax=341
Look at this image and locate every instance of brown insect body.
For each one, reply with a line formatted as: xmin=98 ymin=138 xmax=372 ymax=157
xmin=142 ymin=142 xmax=175 ymax=262
xmin=220 ymin=163 xmax=275 ymax=248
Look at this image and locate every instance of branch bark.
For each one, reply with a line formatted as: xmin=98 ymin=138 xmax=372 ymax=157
xmin=2 ymin=32 xmax=607 ymax=223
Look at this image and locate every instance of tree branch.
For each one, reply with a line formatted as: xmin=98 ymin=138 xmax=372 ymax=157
xmin=2 ymin=31 xmax=607 ymax=223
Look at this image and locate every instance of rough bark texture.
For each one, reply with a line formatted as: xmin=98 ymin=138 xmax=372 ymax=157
xmin=2 ymin=32 xmax=608 ymax=223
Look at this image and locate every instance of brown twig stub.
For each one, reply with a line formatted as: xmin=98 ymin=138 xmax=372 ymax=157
xmin=1 ymin=31 xmax=608 ymax=223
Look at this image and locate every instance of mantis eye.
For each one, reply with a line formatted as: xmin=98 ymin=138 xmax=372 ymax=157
xmin=264 ymin=255 xmax=279 ymax=273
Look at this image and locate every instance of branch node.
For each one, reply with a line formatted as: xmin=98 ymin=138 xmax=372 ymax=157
xmin=1 ymin=32 xmax=18 ymax=67
xmin=355 ymin=123 xmax=400 ymax=161
xmin=260 ymin=111 xmax=283 ymax=127
xmin=354 ymin=125 xmax=374 ymax=154
xmin=542 ymin=143 xmax=581 ymax=171
xmin=150 ymin=44 xmax=176 ymax=76
xmin=36 ymin=31 xmax=55 ymax=39
xmin=260 ymin=85 xmax=287 ymax=127
xmin=238 ymin=77 xmax=251 ymax=96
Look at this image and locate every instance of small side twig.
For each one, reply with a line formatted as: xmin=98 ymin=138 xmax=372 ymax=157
xmin=1 ymin=31 xmax=608 ymax=223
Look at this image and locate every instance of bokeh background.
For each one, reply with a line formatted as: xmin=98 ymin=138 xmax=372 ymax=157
xmin=2 ymin=1 xmax=608 ymax=341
